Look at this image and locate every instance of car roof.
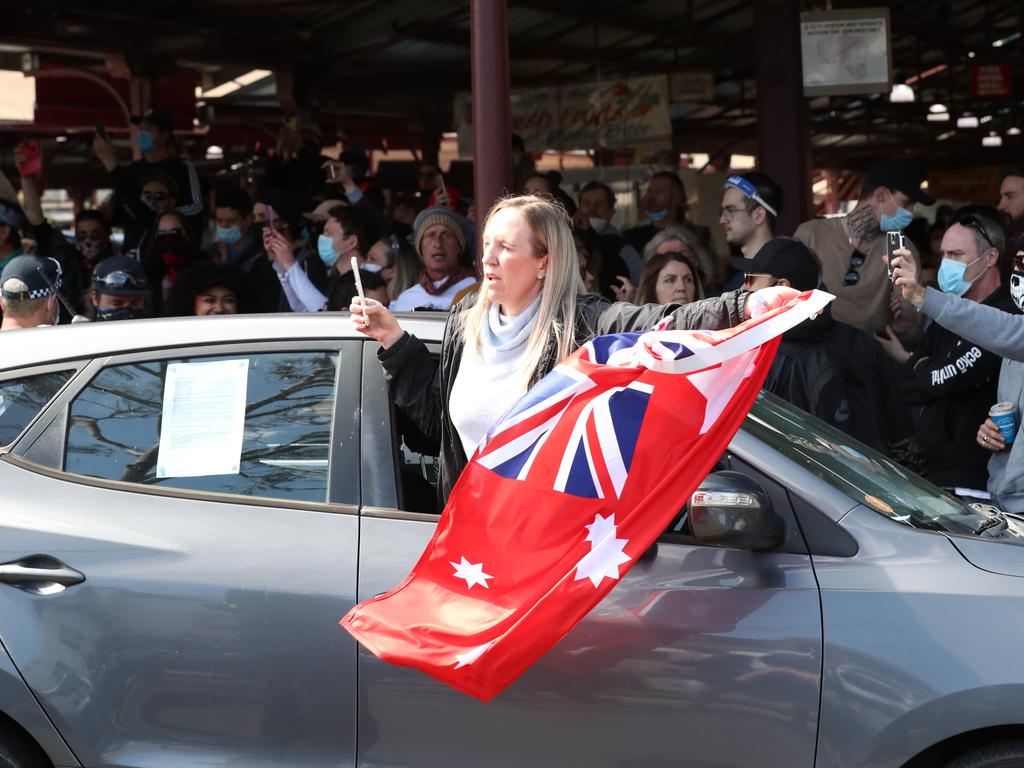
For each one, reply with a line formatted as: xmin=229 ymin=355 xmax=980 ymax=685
xmin=0 ymin=311 xmax=448 ymax=372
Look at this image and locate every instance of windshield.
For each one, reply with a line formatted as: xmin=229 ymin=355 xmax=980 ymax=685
xmin=744 ymin=391 xmax=989 ymax=535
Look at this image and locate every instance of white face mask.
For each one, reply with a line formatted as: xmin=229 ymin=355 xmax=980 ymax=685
xmin=588 ymin=217 xmax=607 ymax=233
xmin=361 ymin=262 xmax=383 ymax=274
xmin=1011 ymin=272 xmax=1024 ymax=312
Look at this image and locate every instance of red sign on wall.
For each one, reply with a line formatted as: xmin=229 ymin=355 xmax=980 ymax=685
xmin=971 ymin=65 xmax=1012 ymax=97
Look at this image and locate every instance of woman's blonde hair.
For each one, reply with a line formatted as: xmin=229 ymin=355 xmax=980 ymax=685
xmin=460 ymin=195 xmax=583 ymax=385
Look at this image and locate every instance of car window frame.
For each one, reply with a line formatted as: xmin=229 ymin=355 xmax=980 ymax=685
xmin=0 ymin=361 xmax=89 ymax=451
xmin=6 ymin=340 xmax=362 ymax=514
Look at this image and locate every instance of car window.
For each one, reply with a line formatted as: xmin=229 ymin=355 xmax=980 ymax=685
xmin=746 ymin=390 xmax=987 ymax=534
xmin=393 ymin=406 xmax=441 ymax=514
xmin=0 ymin=370 xmax=74 ymax=446
xmin=65 ymin=351 xmax=338 ymax=503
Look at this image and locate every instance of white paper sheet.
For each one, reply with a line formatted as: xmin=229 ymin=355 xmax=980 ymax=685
xmin=156 ymin=359 xmax=249 ymax=478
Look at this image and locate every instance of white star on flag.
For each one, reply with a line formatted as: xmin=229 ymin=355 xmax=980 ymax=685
xmin=574 ymin=513 xmax=632 ymax=587
xmin=454 ymin=642 xmax=492 ymax=669
xmin=450 ymin=557 xmax=494 ymax=589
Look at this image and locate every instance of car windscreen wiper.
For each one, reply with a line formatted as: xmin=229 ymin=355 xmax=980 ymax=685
xmin=972 ymin=513 xmax=1009 ymax=537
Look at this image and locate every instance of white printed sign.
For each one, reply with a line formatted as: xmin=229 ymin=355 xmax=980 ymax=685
xmin=801 ymin=8 xmax=892 ymax=96
xmin=156 ymin=359 xmax=249 ymax=478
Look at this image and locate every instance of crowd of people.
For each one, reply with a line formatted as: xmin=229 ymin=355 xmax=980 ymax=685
xmin=1 ymin=107 xmax=1023 ymax=509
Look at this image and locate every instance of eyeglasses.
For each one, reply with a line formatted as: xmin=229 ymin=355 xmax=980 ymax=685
xmin=719 ymin=204 xmax=753 ymax=222
xmin=958 ymin=214 xmax=997 ymax=250
xmin=843 ymin=250 xmax=866 ymax=287
xmin=141 ymin=191 xmax=170 ymax=204
xmin=743 ymin=272 xmax=773 ymax=283
xmin=94 ymin=270 xmax=145 ymax=291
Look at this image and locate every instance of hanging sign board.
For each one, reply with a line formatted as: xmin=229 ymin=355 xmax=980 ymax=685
xmin=971 ymin=65 xmax=1012 ymax=97
xmin=800 ymin=8 xmax=892 ymax=96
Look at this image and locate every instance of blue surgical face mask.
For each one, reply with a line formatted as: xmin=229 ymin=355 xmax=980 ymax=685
xmin=938 ymin=254 xmax=986 ymax=296
xmin=644 ymin=208 xmax=669 ymax=222
xmin=880 ymin=192 xmax=913 ymax=232
xmin=318 ymin=234 xmax=340 ymax=266
xmin=136 ymin=130 xmax=156 ymax=154
xmin=216 ymin=225 xmax=242 ymax=246
xmin=361 ymin=262 xmax=383 ymax=274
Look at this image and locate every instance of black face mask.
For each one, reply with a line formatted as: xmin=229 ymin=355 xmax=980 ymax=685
xmin=95 ymin=305 xmax=148 ymax=322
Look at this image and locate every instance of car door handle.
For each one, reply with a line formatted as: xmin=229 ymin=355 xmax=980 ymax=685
xmin=0 ymin=555 xmax=85 ymax=594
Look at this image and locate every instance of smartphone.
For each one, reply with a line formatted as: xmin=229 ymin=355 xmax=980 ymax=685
xmin=95 ymin=121 xmax=109 ymax=141
xmin=265 ymin=205 xmax=276 ymax=233
xmin=886 ymin=231 xmax=906 ymax=282
xmin=15 ymin=140 xmax=41 ymax=177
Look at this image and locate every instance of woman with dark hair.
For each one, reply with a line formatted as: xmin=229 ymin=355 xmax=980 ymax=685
xmin=522 ymin=171 xmax=578 ymax=217
xmin=141 ymin=209 xmax=204 ymax=313
xmin=635 ymin=250 xmax=704 ymax=306
xmin=163 ymin=261 xmax=263 ymax=316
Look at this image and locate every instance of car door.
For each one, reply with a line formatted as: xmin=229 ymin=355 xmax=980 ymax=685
xmin=354 ymin=343 xmax=823 ymax=768
xmin=0 ymin=340 xmax=363 ymax=768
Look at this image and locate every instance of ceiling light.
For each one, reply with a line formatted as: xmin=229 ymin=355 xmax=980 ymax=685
xmin=730 ymin=154 xmax=756 ymax=169
xmin=957 ymin=115 xmax=980 ymax=128
xmin=201 ymin=69 xmax=273 ymax=99
xmin=983 ymin=133 xmax=1003 ymax=147
xmin=890 ymin=84 xmax=915 ymax=103
xmin=929 ymin=103 xmax=948 ymax=113
xmin=1008 ymin=127 xmax=1022 ymax=136
xmin=205 ymin=145 xmax=224 ymax=159
xmin=937 ymin=131 xmax=955 ymax=141
xmin=993 ymin=32 xmax=1021 ymax=48
xmin=980 ymin=115 xmax=993 ymax=124
xmin=968 ymin=51 xmax=976 ymax=58
xmin=927 ymin=112 xmax=950 ymax=122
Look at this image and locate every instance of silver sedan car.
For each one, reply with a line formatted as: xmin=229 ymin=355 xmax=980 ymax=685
xmin=1 ymin=313 xmax=1023 ymax=768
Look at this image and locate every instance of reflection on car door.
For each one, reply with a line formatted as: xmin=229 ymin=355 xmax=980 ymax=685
xmin=356 ymin=349 xmax=822 ymax=768
xmin=0 ymin=343 xmax=362 ymax=768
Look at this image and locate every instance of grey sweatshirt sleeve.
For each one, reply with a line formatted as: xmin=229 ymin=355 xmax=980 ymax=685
xmin=921 ymin=286 xmax=1024 ymax=361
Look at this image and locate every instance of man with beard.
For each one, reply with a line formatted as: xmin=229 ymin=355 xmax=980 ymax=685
xmin=795 ymin=158 xmax=930 ymax=332
xmin=624 ymin=171 xmax=711 ymax=256
xmin=998 ymin=165 xmax=1024 ymax=248
xmin=389 ymin=207 xmax=477 ymax=312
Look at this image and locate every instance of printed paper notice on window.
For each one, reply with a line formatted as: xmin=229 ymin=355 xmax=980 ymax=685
xmin=156 ymin=359 xmax=249 ymax=478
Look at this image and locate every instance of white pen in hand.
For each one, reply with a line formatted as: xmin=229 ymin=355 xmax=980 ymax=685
xmin=352 ymin=256 xmax=369 ymax=326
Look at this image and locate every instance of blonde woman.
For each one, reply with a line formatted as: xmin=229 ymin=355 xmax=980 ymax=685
xmin=352 ymin=195 xmax=793 ymax=505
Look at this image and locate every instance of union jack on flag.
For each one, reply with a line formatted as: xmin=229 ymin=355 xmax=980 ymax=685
xmin=342 ymin=289 xmax=833 ymax=702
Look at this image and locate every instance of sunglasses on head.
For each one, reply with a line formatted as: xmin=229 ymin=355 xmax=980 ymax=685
xmin=843 ymin=249 xmax=866 ymax=287
xmin=957 ymin=214 xmax=997 ymax=250
xmin=94 ymin=270 xmax=144 ymax=290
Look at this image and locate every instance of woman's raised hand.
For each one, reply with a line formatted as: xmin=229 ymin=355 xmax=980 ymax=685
xmin=350 ymin=296 xmax=405 ymax=348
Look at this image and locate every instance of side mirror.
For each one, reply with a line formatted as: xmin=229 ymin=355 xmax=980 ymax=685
xmin=689 ymin=471 xmax=784 ymax=550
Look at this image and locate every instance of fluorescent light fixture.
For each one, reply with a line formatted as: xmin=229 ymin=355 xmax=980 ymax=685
xmin=929 ymin=103 xmax=948 ymax=113
xmin=937 ymin=131 xmax=955 ymax=141
xmin=927 ymin=112 xmax=950 ymax=122
xmin=55 ymin=135 xmax=67 ymax=143
xmin=921 ymin=181 xmax=929 ymax=190
xmin=205 ymin=145 xmax=224 ymax=159
xmin=980 ymin=115 xmax=993 ymax=124
xmin=993 ymin=32 xmax=1021 ymax=48
xmin=202 ymin=69 xmax=272 ymax=99
xmin=983 ymin=135 xmax=1003 ymax=147
xmin=968 ymin=51 xmax=976 ymax=58
xmin=889 ymin=83 xmax=915 ymax=103
xmin=0 ymin=70 xmax=35 ymax=121
xmin=957 ymin=115 xmax=980 ymax=128
xmin=905 ymin=65 xmax=947 ymax=85
xmin=1008 ymin=127 xmax=1023 ymax=136
xmin=729 ymin=154 xmax=756 ymax=169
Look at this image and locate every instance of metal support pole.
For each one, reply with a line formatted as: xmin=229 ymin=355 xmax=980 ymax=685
xmin=754 ymin=0 xmax=812 ymax=234
xmin=470 ymin=0 xmax=513 ymax=223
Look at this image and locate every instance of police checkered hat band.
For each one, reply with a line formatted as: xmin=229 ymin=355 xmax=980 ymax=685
xmin=0 ymin=255 xmax=61 ymax=300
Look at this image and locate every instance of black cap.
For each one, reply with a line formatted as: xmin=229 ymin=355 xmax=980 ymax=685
xmin=864 ymin=158 xmax=935 ymax=206
xmin=92 ymin=255 xmax=151 ymax=297
xmin=731 ymin=237 xmax=821 ymax=291
xmin=130 ymin=109 xmax=174 ymax=132
xmin=0 ymin=255 xmax=61 ymax=300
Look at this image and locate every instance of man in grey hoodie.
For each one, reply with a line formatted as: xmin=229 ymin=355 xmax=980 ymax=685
xmin=892 ymin=224 xmax=1024 ymax=513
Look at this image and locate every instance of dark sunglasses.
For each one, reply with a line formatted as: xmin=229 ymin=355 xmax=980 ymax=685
xmin=958 ymin=214 xmax=997 ymax=250
xmin=94 ymin=270 xmax=144 ymax=291
xmin=843 ymin=249 xmax=866 ymax=287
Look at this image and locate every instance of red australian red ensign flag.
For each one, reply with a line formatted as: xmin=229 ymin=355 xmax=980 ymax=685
xmin=341 ymin=290 xmax=832 ymax=701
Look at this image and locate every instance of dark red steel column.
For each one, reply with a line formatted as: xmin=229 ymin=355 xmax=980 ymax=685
xmin=755 ymin=0 xmax=813 ymax=235
xmin=470 ymin=0 xmax=513 ymax=224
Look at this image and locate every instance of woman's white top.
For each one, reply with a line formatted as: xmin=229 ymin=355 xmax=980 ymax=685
xmin=449 ymin=297 xmax=540 ymax=459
